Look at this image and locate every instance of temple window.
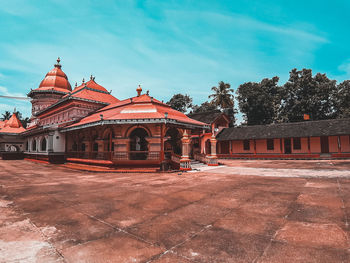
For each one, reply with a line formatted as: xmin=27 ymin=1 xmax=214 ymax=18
xmin=293 ymin=137 xmax=301 ymax=150
xmin=72 ymin=142 xmax=78 ymax=151
xmin=41 ymin=138 xmax=47 ymax=151
xmin=267 ymin=139 xmax=274 ymax=150
xmin=93 ymin=143 xmax=98 ymax=152
xmin=243 ymin=140 xmax=250 ymax=150
xmin=32 ymin=140 xmax=37 ymax=151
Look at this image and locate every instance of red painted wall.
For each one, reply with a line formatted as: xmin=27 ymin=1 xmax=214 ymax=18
xmin=341 ymin=135 xmax=350 ymax=152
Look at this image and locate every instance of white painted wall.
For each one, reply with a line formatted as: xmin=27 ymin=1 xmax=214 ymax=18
xmin=52 ymin=130 xmax=65 ymax=152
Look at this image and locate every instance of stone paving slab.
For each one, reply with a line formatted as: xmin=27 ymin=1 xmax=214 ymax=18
xmin=0 ymin=159 xmax=350 ymax=262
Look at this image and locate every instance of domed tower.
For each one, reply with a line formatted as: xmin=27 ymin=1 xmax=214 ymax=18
xmin=28 ymin=57 xmax=71 ymax=117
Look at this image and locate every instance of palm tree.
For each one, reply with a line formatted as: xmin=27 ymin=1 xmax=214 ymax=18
xmin=1 ymin=111 xmax=11 ymax=120
xmin=209 ymin=81 xmax=234 ymax=109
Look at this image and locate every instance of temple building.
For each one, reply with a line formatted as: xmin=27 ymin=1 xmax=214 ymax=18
xmin=22 ymin=58 xmax=212 ymax=170
xmin=216 ymin=119 xmax=350 ymax=159
xmin=0 ymin=112 xmax=26 ymax=158
xmin=1 ymin=58 xmax=349 ymax=169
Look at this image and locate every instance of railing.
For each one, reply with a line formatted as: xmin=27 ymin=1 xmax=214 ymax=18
xmin=194 ymin=152 xmax=207 ymax=163
xmin=171 ymin=153 xmax=181 ymax=164
xmin=194 ymin=152 xmax=218 ymax=166
xmin=67 ymin=151 xmax=112 ymax=160
xmin=113 ymin=151 xmax=160 ymax=161
xmin=67 ymin=151 xmax=162 ymax=161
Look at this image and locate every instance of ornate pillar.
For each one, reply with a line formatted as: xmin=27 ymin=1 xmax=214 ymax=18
xmin=180 ymin=130 xmax=191 ymax=171
xmin=208 ymin=134 xmax=218 ymax=166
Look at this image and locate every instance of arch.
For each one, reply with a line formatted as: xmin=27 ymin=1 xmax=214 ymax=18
xmin=165 ymin=127 xmax=182 ymax=155
xmin=81 ymin=143 xmax=86 ymax=152
xmin=32 ymin=139 xmax=37 ymax=152
xmin=102 ymin=127 xmax=114 ymax=140
xmin=93 ymin=142 xmax=98 ymax=152
xmin=129 ymin=127 xmax=149 ymax=160
xmin=25 ymin=141 xmax=29 ymax=151
xmin=72 ymin=141 xmax=78 ymax=151
xmin=102 ymin=127 xmax=115 ymax=151
xmin=205 ymin=139 xmax=211 ymax=155
xmin=7 ymin=145 xmax=19 ymax=152
xmin=41 ymin=137 xmax=47 ymax=151
xmin=125 ymin=125 xmax=151 ymax=138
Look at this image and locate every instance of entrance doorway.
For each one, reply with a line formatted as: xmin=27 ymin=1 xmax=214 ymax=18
xmin=320 ymin=136 xmax=329 ymax=153
xmin=129 ymin=128 xmax=149 ymax=160
xmin=205 ymin=139 xmax=211 ymax=155
xmin=284 ymin=138 xmax=291 ymax=154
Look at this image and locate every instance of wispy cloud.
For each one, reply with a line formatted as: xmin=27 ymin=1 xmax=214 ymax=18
xmin=0 ymin=86 xmax=26 ymax=97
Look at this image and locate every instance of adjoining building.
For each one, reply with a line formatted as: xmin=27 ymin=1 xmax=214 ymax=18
xmin=0 ymin=112 xmax=26 ymax=159
xmin=216 ymin=119 xmax=350 ymax=159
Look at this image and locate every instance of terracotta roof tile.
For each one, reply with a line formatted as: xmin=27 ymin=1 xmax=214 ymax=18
xmin=66 ymin=94 xmax=206 ymax=129
xmin=0 ymin=113 xmax=26 ymax=134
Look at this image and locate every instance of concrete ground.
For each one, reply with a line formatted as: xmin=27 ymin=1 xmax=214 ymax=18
xmin=0 ymin=159 xmax=350 ymax=263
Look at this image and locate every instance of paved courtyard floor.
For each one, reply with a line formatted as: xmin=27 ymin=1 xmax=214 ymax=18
xmin=0 ymin=159 xmax=350 ymax=262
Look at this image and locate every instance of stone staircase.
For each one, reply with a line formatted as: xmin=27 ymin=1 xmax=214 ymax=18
xmin=190 ymin=159 xmax=208 ymax=171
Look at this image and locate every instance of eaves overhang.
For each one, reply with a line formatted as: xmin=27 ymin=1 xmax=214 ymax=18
xmin=60 ymin=118 xmax=210 ymax=132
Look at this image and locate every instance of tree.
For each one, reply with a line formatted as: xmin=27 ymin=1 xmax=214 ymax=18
xmin=335 ymin=80 xmax=350 ymax=118
xmin=191 ymin=101 xmax=217 ymax=113
xmin=209 ymin=81 xmax=236 ymax=126
xmin=237 ymin=77 xmax=282 ymax=125
xmin=279 ymin=69 xmax=337 ymax=122
xmin=166 ymin=94 xmax=193 ymax=113
xmin=1 ymin=111 xmax=11 ymax=120
xmin=209 ymin=81 xmax=234 ymax=109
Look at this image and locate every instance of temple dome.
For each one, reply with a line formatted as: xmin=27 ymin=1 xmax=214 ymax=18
xmin=36 ymin=58 xmax=72 ymax=93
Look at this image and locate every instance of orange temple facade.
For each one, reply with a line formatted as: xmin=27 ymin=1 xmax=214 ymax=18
xmin=1 ymin=58 xmax=349 ymax=169
xmin=21 ymin=58 xmax=213 ymax=170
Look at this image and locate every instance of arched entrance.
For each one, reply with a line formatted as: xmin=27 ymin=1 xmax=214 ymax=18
xmin=129 ymin=128 xmax=149 ymax=160
xmin=32 ymin=139 xmax=37 ymax=152
xmin=164 ymin=128 xmax=182 ymax=155
xmin=205 ymin=139 xmax=211 ymax=155
xmin=41 ymin=138 xmax=47 ymax=151
xmin=103 ymin=128 xmax=114 ymax=152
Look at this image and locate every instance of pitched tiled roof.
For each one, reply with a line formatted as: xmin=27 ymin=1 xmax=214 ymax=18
xmin=187 ymin=110 xmax=223 ymax=125
xmin=0 ymin=113 xmax=26 ymax=134
xmin=64 ymin=94 xmax=208 ymax=130
xmin=217 ymin=118 xmax=350 ymax=141
xmin=62 ymin=78 xmax=119 ymax=104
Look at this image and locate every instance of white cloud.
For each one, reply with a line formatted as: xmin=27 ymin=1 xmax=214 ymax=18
xmin=0 ymin=86 xmax=26 ymax=97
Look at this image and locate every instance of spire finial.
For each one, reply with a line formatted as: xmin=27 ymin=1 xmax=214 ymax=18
xmin=75 ymin=82 xmax=77 ymax=87
xmin=82 ymin=78 xmax=85 ymax=83
xmin=90 ymin=74 xmax=93 ymax=80
xmin=136 ymin=84 xmax=142 ymax=96
xmin=54 ymin=57 xmax=61 ymax=68
xmin=13 ymin=107 xmax=16 ymax=113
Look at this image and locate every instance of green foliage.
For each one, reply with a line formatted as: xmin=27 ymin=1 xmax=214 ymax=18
xmin=335 ymin=80 xmax=350 ymax=118
xmin=1 ymin=111 xmax=11 ymax=120
xmin=209 ymin=81 xmax=236 ymax=126
xmin=209 ymin=81 xmax=234 ymax=109
xmin=192 ymin=101 xmax=217 ymax=113
xmin=280 ymin=69 xmax=337 ymax=122
xmin=237 ymin=77 xmax=281 ymax=125
xmin=166 ymin=93 xmax=193 ymax=113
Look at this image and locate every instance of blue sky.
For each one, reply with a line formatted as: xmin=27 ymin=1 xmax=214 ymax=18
xmin=1 ymin=0 xmax=350 ymax=121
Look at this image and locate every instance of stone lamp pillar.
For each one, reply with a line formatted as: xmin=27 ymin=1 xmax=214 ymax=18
xmin=180 ymin=130 xmax=191 ymax=171
xmin=208 ymin=134 xmax=218 ymax=166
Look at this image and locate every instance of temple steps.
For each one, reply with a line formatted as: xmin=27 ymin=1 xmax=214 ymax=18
xmin=61 ymin=162 xmax=159 ymax=173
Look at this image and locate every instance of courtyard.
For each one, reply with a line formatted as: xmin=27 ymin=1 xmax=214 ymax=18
xmin=0 ymin=159 xmax=350 ymax=262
